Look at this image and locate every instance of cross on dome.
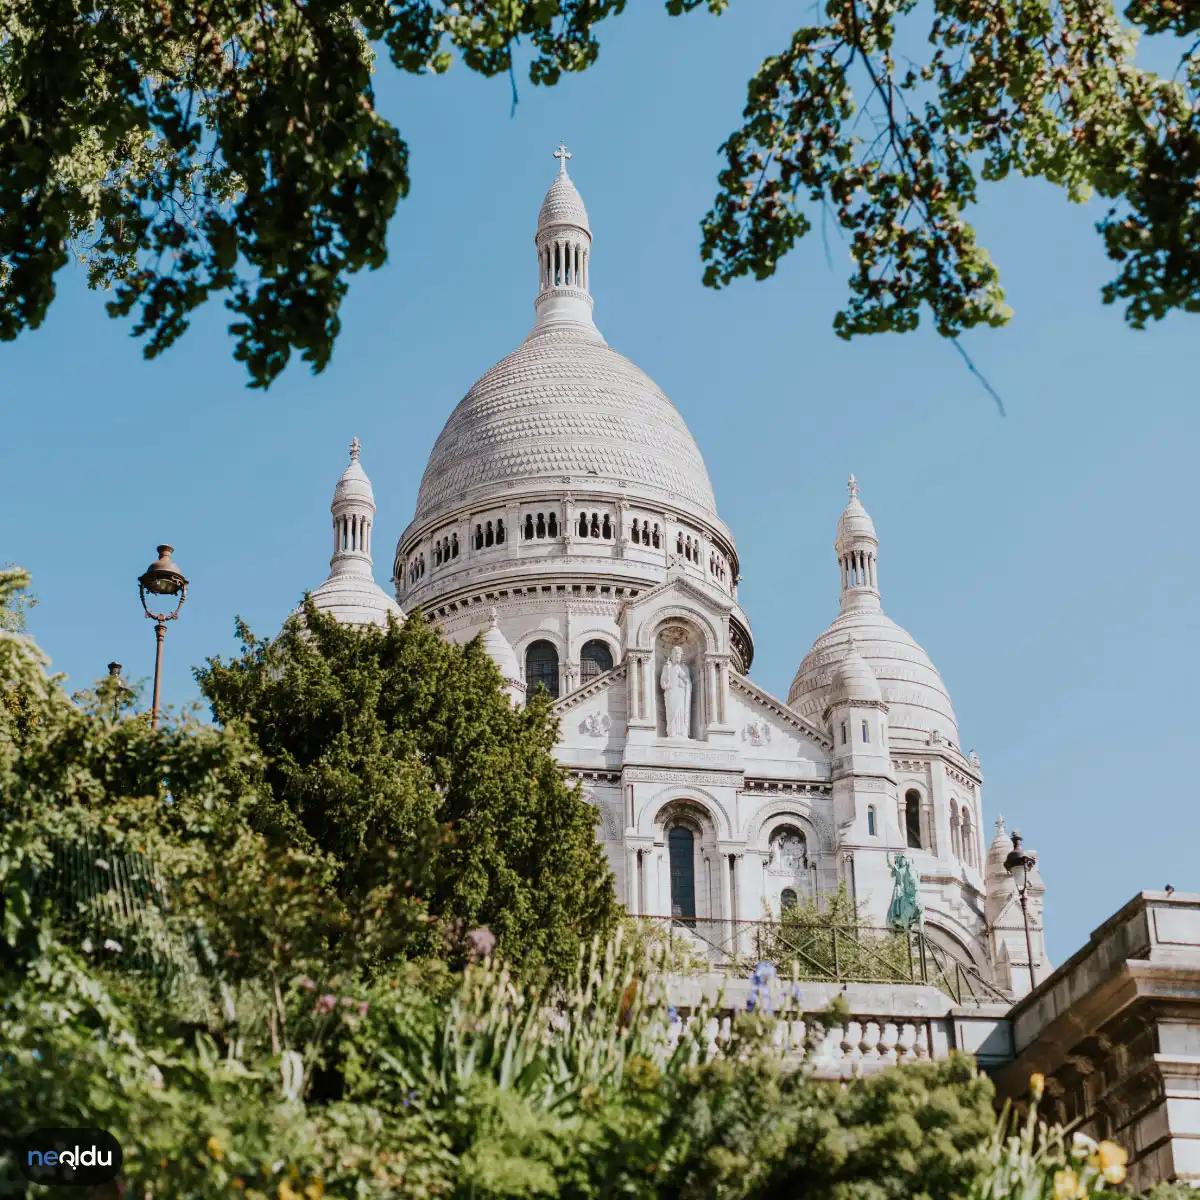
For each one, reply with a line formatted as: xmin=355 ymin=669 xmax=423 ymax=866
xmin=349 ymin=436 xmax=361 ymax=462
xmin=553 ymin=142 xmax=572 ymax=175
xmin=848 ymin=473 xmax=859 ymax=500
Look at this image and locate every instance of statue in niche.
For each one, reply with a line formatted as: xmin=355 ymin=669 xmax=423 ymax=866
xmin=659 ymin=645 xmax=692 ymax=739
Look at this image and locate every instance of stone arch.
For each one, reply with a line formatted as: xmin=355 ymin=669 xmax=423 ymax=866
xmin=639 ymin=788 xmax=732 ymax=840
xmin=651 ymin=795 xmax=726 ymax=923
xmin=922 ymin=913 xmax=990 ymax=978
xmin=744 ymin=800 xmax=834 ymax=856
xmin=632 ymin=606 xmax=720 ymax=655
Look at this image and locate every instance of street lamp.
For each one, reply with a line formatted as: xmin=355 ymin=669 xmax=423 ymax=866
xmin=137 ymin=545 xmax=188 ymax=729
xmin=1004 ymin=828 xmax=1038 ymax=994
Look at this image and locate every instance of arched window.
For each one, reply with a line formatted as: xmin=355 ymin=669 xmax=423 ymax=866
xmin=961 ymin=814 xmax=975 ymax=867
xmin=668 ymin=826 xmax=696 ymax=922
xmin=601 ymin=514 xmax=612 ymax=539
xmin=861 ymin=719 xmax=869 ymax=743
xmin=580 ymin=639 xmax=614 ymax=683
xmin=590 ymin=512 xmax=601 ymax=538
xmin=525 ymin=641 xmax=560 ymax=699
xmin=950 ymin=802 xmax=961 ymax=859
xmin=652 ymin=523 xmax=661 ymax=548
xmin=840 ymin=722 xmax=848 ymax=745
xmin=632 ymin=518 xmax=641 ymax=542
xmin=536 ymin=513 xmax=546 ymax=538
xmin=485 ymin=520 xmax=495 ymax=548
xmin=496 ymin=519 xmax=505 ymax=545
xmin=525 ymin=515 xmax=535 ymax=540
xmin=578 ymin=513 xmax=588 ymax=537
xmin=548 ymin=512 xmax=558 ymax=537
xmin=451 ymin=533 xmax=459 ymax=558
xmin=867 ymin=805 xmax=877 ymax=836
xmin=905 ymin=789 xmax=923 ymax=849
xmin=677 ymin=532 xmax=684 ymax=556
xmin=781 ymin=888 xmax=799 ymax=912
xmin=474 ymin=524 xmax=483 ymax=550
xmin=434 ymin=543 xmax=442 ymax=566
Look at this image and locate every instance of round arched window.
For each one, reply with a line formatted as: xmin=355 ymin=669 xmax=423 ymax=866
xmin=781 ymin=888 xmax=799 ymax=912
xmin=525 ymin=641 xmax=560 ymax=699
xmin=580 ymin=639 xmax=614 ymax=683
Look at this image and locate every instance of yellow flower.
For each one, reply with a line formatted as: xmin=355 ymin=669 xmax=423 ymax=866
xmin=1096 ymin=1141 xmax=1127 ymax=1185
xmin=207 ymin=1135 xmax=224 ymax=1162
xmin=278 ymin=1182 xmax=300 ymax=1200
xmin=304 ymin=1181 xmax=325 ymax=1200
xmin=1054 ymin=1169 xmax=1087 ymax=1200
xmin=1030 ymin=1072 xmax=1046 ymax=1100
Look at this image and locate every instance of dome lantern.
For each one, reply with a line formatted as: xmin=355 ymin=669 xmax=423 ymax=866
xmin=836 ymin=474 xmax=880 ymax=614
xmin=304 ymin=438 xmax=404 ymax=629
xmin=533 ymin=144 xmax=596 ymax=332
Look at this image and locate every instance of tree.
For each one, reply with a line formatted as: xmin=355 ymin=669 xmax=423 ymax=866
xmin=0 ymin=562 xmax=36 ymax=632
xmin=195 ymin=601 xmax=620 ymax=977
xmin=689 ymin=0 xmax=1200 ymax=339
xmin=4 ymin=0 xmax=1197 ymax=383
xmin=0 ymin=0 xmax=625 ymax=388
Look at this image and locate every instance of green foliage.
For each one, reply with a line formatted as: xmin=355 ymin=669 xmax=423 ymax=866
xmin=688 ymin=0 xmax=1200 ymax=336
xmin=0 ymin=0 xmax=628 ymax=388
xmin=195 ymin=600 xmax=620 ymax=978
xmin=0 ymin=571 xmax=1175 ymax=1199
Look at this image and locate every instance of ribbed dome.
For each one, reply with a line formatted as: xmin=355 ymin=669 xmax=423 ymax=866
xmin=829 ymin=638 xmax=883 ymax=706
xmin=413 ymin=323 xmax=717 ymax=521
xmin=538 ymin=172 xmax=590 ymax=232
xmin=789 ymin=610 xmax=959 ymax=744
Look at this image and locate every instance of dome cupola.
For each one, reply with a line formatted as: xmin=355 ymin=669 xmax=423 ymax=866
xmin=789 ymin=475 xmax=958 ymax=744
xmin=307 ymin=438 xmax=405 ymax=629
xmin=828 ymin=637 xmax=883 ymax=706
xmin=533 ymin=144 xmax=595 ymax=332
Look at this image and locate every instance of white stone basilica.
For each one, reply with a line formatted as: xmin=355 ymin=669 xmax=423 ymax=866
xmin=307 ymin=149 xmax=1050 ymax=998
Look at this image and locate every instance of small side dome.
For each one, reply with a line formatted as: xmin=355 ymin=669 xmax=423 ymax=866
xmin=480 ymin=608 xmax=521 ymax=683
xmin=829 ymin=638 xmax=883 ymax=705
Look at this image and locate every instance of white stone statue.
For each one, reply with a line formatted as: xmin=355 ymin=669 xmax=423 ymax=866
xmin=660 ymin=646 xmax=692 ymax=739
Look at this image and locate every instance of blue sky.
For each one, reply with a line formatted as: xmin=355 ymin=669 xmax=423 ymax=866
xmin=3 ymin=0 xmax=1195 ymax=964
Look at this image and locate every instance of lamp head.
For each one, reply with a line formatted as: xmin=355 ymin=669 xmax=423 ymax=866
xmin=1003 ymin=828 xmax=1036 ymax=893
xmin=139 ymin=545 xmax=188 ymax=597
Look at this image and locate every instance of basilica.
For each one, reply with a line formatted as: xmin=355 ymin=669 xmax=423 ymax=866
xmin=306 ymin=149 xmax=1050 ymax=999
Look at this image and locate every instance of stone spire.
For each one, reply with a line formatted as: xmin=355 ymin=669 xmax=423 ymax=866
xmin=532 ymin=143 xmax=597 ymax=333
xmin=835 ymin=474 xmax=880 ymax=615
xmin=305 ymin=438 xmax=404 ymax=629
xmin=329 ymin=436 xmax=376 ymax=578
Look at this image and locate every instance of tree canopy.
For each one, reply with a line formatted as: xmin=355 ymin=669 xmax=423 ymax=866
xmin=2 ymin=0 xmax=1196 ymax=384
xmin=195 ymin=601 xmax=620 ymax=977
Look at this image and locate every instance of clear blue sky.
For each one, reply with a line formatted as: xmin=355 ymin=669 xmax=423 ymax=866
xmin=3 ymin=0 xmax=1195 ymax=964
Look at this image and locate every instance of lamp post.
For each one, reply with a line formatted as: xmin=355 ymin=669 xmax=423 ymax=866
xmin=137 ymin=545 xmax=188 ymax=729
xmin=1004 ymin=829 xmax=1038 ymax=994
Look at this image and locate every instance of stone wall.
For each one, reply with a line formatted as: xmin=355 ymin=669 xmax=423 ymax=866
xmin=990 ymin=891 xmax=1200 ymax=1190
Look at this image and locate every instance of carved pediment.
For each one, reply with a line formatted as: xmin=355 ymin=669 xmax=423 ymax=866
xmin=729 ymin=673 xmax=833 ymax=752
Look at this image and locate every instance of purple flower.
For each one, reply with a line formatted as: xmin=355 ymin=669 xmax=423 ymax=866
xmin=465 ymin=927 xmax=496 ymax=963
xmin=357 ymin=1000 xmax=369 ymax=1017
xmin=314 ymin=993 xmax=337 ymax=1015
xmin=297 ymin=976 xmax=316 ymax=992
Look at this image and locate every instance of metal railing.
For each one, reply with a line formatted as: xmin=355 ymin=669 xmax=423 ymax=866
xmin=632 ymin=915 xmax=1012 ymax=1006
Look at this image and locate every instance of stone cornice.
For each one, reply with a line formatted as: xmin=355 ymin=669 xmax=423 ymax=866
xmin=552 ymin=663 xmax=628 ymax=714
xmin=729 ymin=673 xmax=834 ymax=751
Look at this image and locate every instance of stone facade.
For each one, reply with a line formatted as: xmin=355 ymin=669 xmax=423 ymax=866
xmin=311 ymin=151 xmax=1052 ymax=999
xmin=992 ymin=891 xmax=1200 ymax=1190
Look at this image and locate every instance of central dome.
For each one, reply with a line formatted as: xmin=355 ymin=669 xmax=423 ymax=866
xmin=413 ymin=323 xmax=717 ymax=522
